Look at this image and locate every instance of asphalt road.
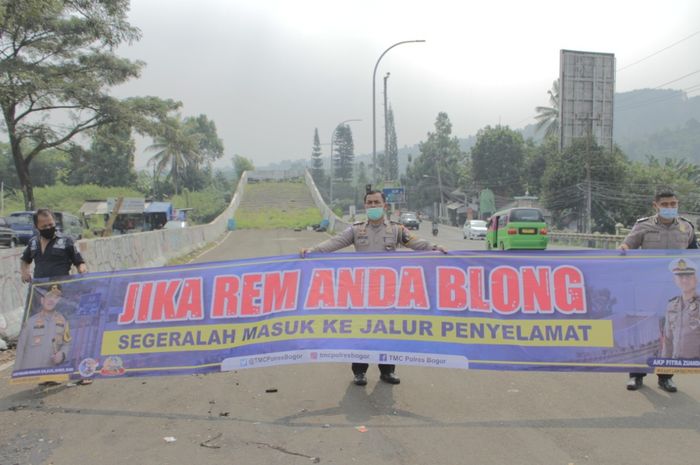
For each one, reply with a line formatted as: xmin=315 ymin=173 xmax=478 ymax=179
xmin=1 ymin=228 xmax=699 ymax=465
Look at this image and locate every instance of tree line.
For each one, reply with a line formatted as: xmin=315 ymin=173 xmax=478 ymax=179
xmin=310 ymin=106 xmax=700 ymax=233
xmin=0 ymin=0 xmax=234 ymax=210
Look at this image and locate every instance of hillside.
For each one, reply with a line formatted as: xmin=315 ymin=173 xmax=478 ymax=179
xmin=259 ymin=87 xmax=700 ymax=173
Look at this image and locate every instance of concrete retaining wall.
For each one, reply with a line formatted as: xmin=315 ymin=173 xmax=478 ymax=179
xmin=304 ymin=169 xmax=349 ymax=234
xmin=0 ymin=172 xmax=248 ymax=342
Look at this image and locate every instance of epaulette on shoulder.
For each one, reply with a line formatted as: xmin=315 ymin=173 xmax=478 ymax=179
xmin=635 ymin=216 xmax=651 ymax=223
xmin=669 ymin=295 xmax=681 ymax=302
xmin=680 ymin=216 xmax=695 ymax=228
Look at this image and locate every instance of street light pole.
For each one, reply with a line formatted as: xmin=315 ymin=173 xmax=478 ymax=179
xmin=383 ymin=72 xmax=390 ymax=182
xmin=372 ymin=39 xmax=425 ymax=183
xmin=330 ymin=118 xmax=362 ymax=207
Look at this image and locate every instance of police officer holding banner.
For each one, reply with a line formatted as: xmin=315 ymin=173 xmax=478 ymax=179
xmin=300 ymin=188 xmax=447 ymax=386
xmin=620 ymin=190 xmax=697 ymax=392
xmin=662 ymin=258 xmax=700 ymax=360
xmin=15 ymin=284 xmax=71 ymax=371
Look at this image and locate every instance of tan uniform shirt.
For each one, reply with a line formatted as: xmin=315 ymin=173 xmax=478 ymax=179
xmin=622 ymin=215 xmax=695 ymax=249
xmin=15 ymin=311 xmax=72 ymax=371
xmin=662 ymin=295 xmax=700 ymax=359
xmin=310 ymin=219 xmax=436 ymax=254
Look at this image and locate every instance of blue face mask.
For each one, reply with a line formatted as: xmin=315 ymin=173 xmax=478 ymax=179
xmin=366 ymin=207 xmax=385 ymax=221
xmin=659 ymin=207 xmax=678 ymax=219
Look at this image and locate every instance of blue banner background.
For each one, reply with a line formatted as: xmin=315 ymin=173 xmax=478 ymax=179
xmin=11 ymin=249 xmax=700 ymax=383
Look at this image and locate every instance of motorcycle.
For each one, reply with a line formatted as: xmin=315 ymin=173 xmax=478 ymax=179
xmin=431 ymin=223 xmax=439 ymax=237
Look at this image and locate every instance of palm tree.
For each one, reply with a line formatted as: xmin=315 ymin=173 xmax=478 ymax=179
xmin=147 ymin=116 xmax=202 ymax=195
xmin=534 ymin=79 xmax=560 ymax=138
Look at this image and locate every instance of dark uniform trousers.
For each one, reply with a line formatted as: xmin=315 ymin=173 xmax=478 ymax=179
xmin=352 ymin=362 xmax=395 ymax=376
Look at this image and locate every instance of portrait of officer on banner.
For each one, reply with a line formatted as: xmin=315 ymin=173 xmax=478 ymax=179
xmin=660 ymin=258 xmax=700 ymax=360
xmin=14 ymin=284 xmax=73 ymax=372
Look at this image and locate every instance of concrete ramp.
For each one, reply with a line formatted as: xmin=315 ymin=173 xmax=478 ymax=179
xmin=238 ymin=181 xmax=317 ymax=213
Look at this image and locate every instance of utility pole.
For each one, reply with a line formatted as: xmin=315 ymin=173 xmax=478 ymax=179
xmin=436 ymin=149 xmax=445 ymax=221
xmin=584 ymin=126 xmax=593 ymax=234
xmin=585 ymin=160 xmax=592 ymax=234
xmin=372 ymin=40 xmax=425 ymax=183
xmin=383 ymin=72 xmax=390 ymax=182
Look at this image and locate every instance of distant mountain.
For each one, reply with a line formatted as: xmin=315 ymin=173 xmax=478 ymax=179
xmin=259 ymin=88 xmax=700 ymax=172
xmin=520 ymin=89 xmax=700 ymax=159
xmin=613 ymin=89 xmax=700 ymax=162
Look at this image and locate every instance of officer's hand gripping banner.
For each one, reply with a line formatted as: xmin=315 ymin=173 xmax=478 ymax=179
xmin=11 ymin=250 xmax=700 ymax=384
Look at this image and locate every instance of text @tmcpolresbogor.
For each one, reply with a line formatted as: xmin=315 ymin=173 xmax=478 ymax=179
xmin=101 ymin=315 xmax=613 ymax=355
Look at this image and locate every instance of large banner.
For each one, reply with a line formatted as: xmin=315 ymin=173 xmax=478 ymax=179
xmin=11 ymin=250 xmax=700 ymax=383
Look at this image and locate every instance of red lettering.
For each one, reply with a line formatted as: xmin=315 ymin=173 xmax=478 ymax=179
xmin=367 ymin=268 xmax=396 ymax=307
xmin=521 ymin=267 xmax=553 ymax=313
xmin=554 ymin=266 xmax=586 ymax=314
xmin=211 ymin=276 xmax=240 ymax=318
xmin=262 ymin=271 xmax=299 ymax=313
xmin=175 ymin=278 xmax=203 ymax=320
xmin=305 ymin=269 xmax=336 ymax=309
xmin=137 ymin=282 xmax=154 ymax=322
xmin=397 ymin=267 xmax=428 ymax=308
xmin=240 ymin=273 xmax=263 ymax=316
xmin=151 ymin=280 xmax=181 ymax=321
xmin=468 ymin=267 xmax=490 ymax=312
xmin=437 ymin=267 xmax=467 ymax=310
xmin=118 ymin=282 xmax=140 ymax=324
xmin=336 ymin=268 xmax=365 ymax=308
xmin=491 ymin=267 xmax=519 ymax=314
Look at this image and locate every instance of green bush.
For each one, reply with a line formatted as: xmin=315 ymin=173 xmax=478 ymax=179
xmin=171 ymin=186 xmax=230 ymax=224
xmin=2 ymin=184 xmax=144 ymax=215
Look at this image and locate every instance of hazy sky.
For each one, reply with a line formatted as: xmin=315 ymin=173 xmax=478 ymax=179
xmin=111 ymin=0 xmax=700 ymax=168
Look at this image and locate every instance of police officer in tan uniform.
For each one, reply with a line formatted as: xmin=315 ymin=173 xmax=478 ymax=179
xmin=661 ymin=258 xmax=700 ymax=360
xmin=620 ymin=190 xmax=697 ymax=392
xmin=15 ymin=284 xmax=72 ymax=371
xmin=301 ymin=189 xmax=447 ymax=386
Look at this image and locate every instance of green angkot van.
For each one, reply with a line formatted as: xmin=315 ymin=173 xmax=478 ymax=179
xmin=486 ymin=208 xmax=548 ymax=250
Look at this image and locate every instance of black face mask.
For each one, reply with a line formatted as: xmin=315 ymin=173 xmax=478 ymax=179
xmin=39 ymin=226 xmax=56 ymax=240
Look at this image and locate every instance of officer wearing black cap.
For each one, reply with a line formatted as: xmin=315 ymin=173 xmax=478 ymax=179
xmin=661 ymin=258 xmax=700 ymax=361
xmin=620 ymin=190 xmax=697 ymax=392
xmin=15 ymin=284 xmax=72 ymax=371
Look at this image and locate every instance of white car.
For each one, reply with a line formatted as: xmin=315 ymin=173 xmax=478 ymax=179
xmin=463 ymin=220 xmax=487 ymax=240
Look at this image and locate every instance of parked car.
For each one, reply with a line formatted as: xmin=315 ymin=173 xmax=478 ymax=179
xmin=462 ymin=219 xmax=488 ymax=240
xmin=0 ymin=217 xmax=18 ymax=248
xmin=55 ymin=211 xmax=84 ymax=240
xmin=399 ymin=212 xmax=420 ymax=230
xmin=7 ymin=211 xmax=35 ymax=245
xmin=9 ymin=210 xmax=84 ymax=242
xmin=486 ymin=208 xmax=548 ymax=250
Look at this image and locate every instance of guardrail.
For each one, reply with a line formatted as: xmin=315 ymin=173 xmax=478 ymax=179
xmin=304 ymin=170 xmax=349 ymax=234
xmin=548 ymin=231 xmax=625 ymax=249
xmin=0 ymin=172 xmax=248 ymax=342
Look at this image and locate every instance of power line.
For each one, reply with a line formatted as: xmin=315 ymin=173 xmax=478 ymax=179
xmin=617 ymin=30 xmax=700 ymax=72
